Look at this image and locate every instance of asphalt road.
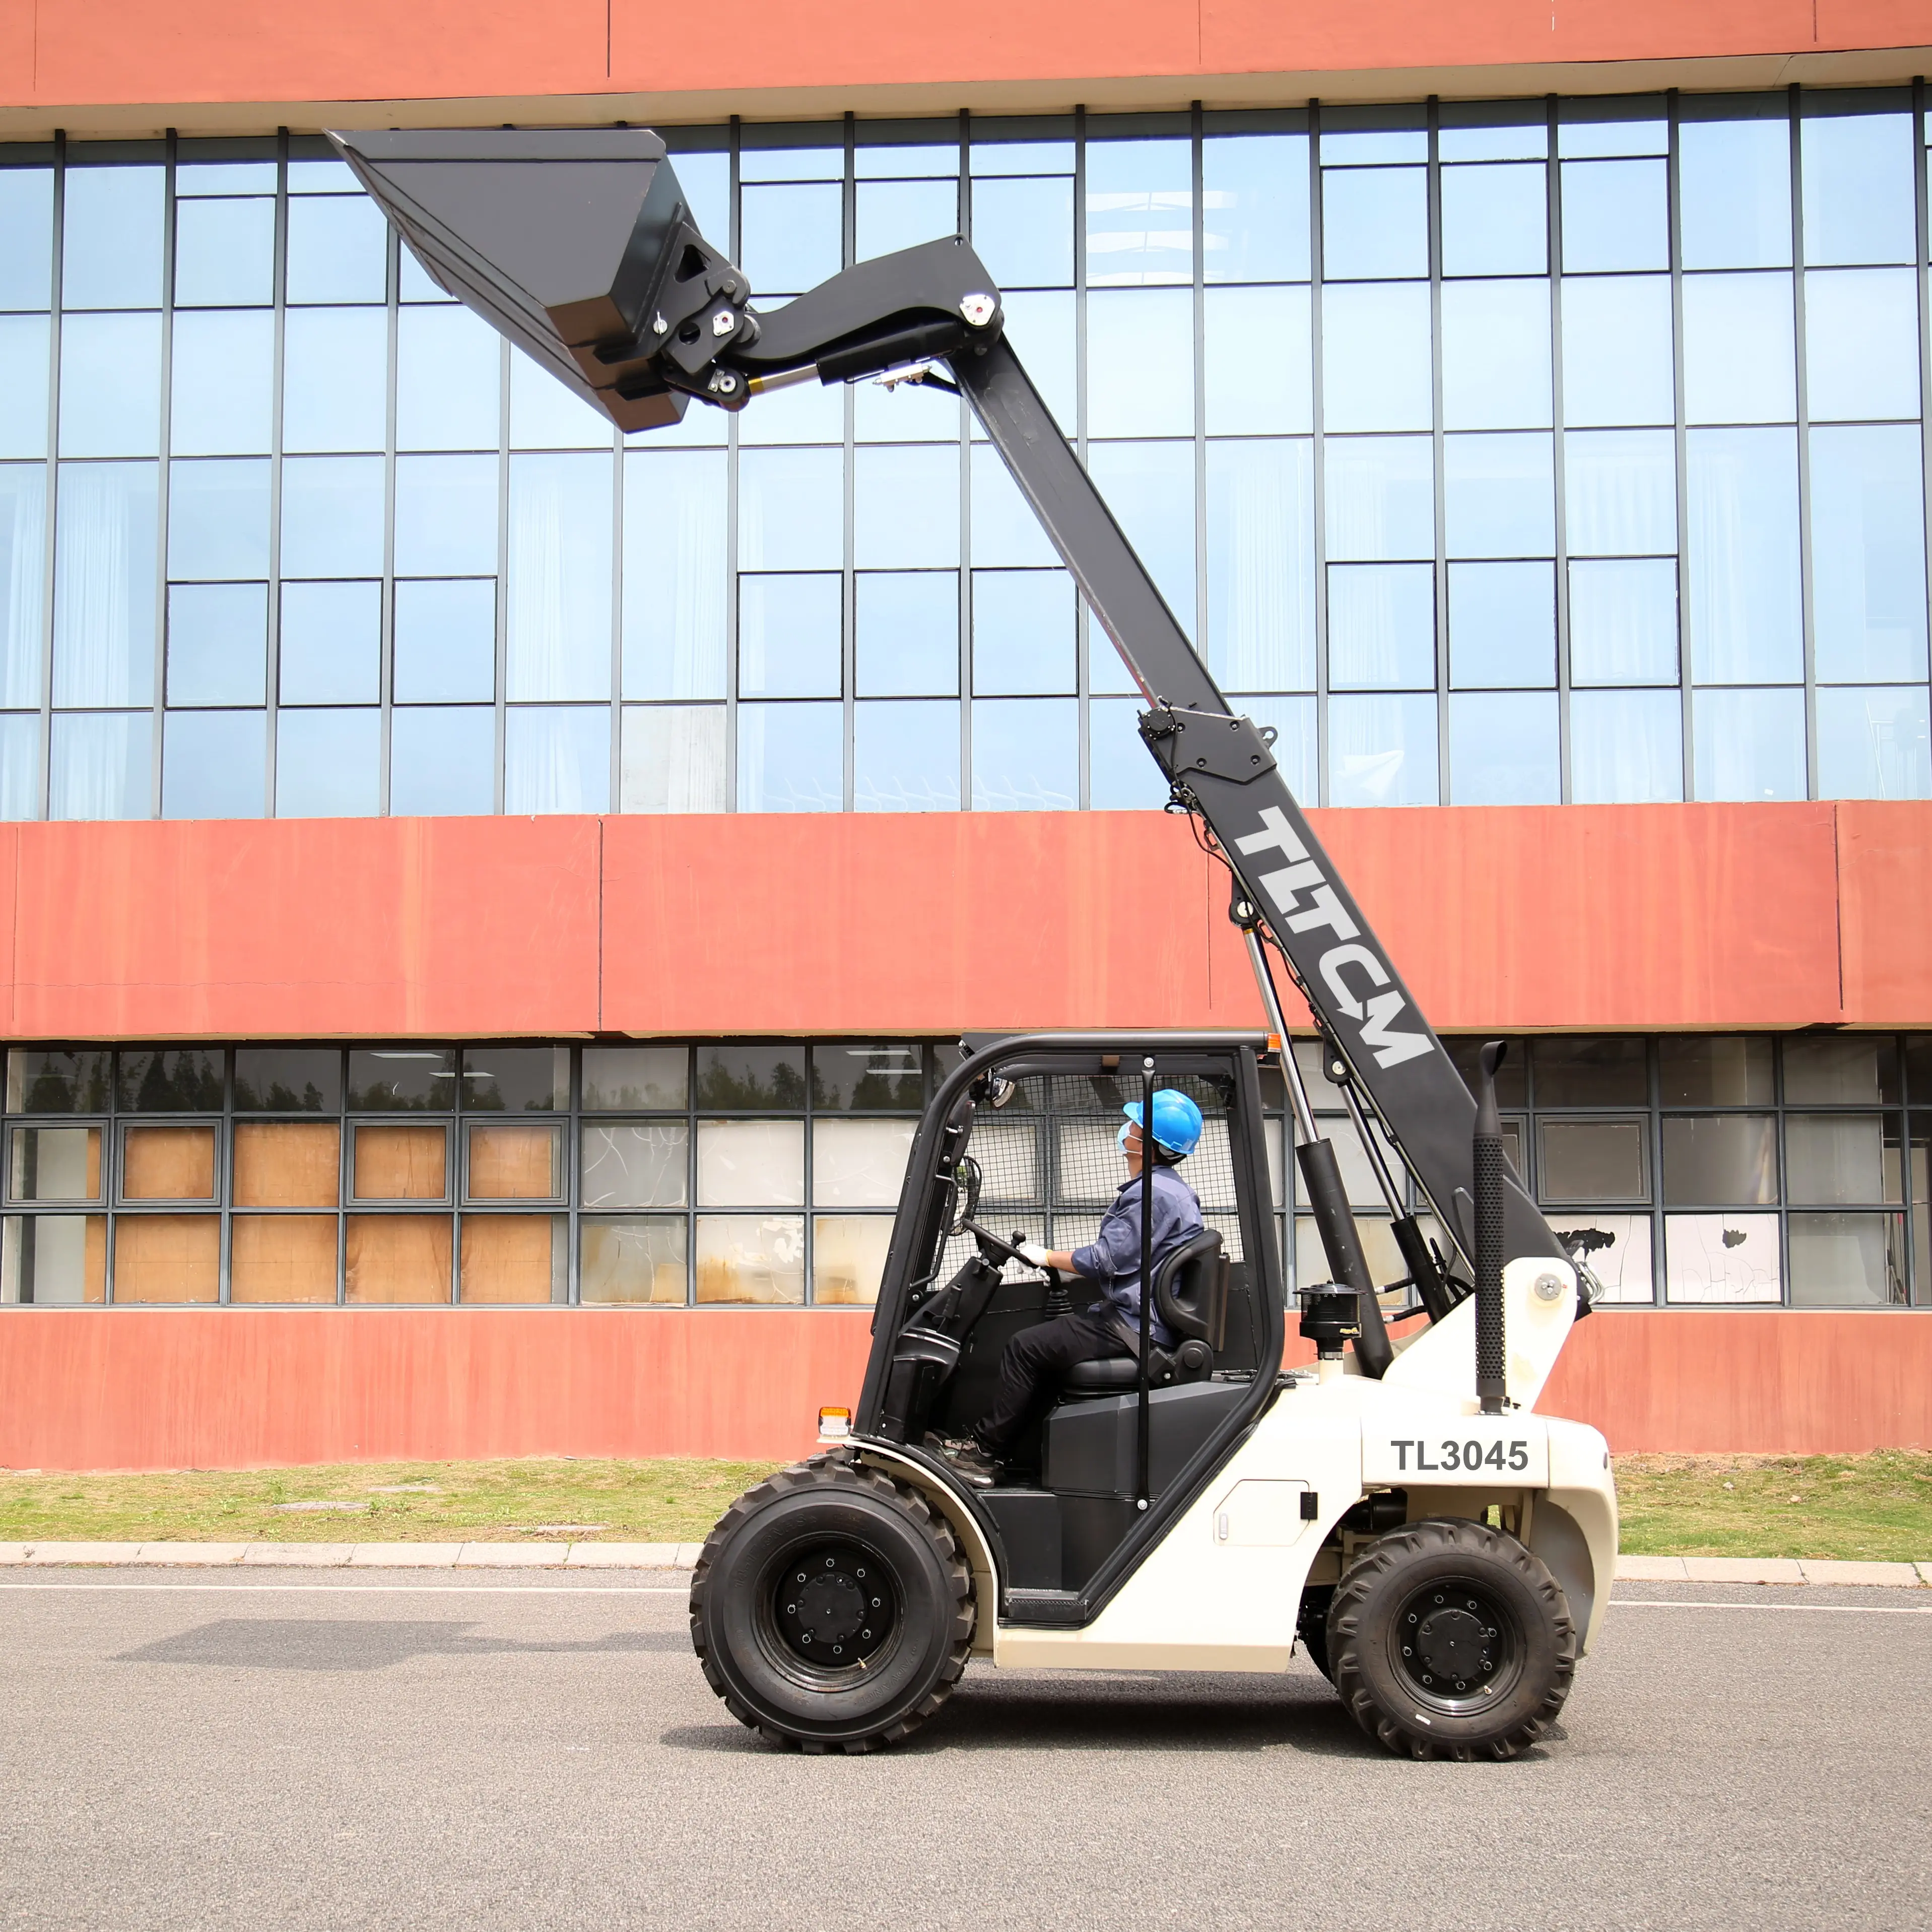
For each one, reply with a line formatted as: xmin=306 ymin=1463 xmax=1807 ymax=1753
xmin=0 ymin=1571 xmax=1924 ymax=1932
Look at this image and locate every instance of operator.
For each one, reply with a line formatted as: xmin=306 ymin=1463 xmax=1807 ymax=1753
xmin=948 ymin=1090 xmax=1205 ymax=1488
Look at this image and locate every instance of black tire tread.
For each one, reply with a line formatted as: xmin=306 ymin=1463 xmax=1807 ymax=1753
xmin=1327 ymin=1515 xmax=1576 ymax=1762
xmin=689 ymin=1449 xmax=975 ymax=1753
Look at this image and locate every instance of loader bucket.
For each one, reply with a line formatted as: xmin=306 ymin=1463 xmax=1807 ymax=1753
xmin=327 ymin=126 xmax=695 ymax=431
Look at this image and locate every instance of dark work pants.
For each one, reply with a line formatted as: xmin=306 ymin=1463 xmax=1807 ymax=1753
xmin=974 ymin=1312 xmax=1128 ymax=1458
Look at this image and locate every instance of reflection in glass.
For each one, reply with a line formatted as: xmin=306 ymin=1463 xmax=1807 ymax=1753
xmin=1085 ymin=137 xmax=1192 ymax=286
xmin=737 ymin=699 xmax=841 ymax=812
xmin=389 ymin=706 xmax=494 ymax=816
xmin=1440 ymin=161 xmax=1546 ymax=277
xmin=1327 ymin=564 xmax=1434 ymax=690
xmin=1539 ymin=1118 xmax=1646 ymax=1202
xmin=6 ymin=1049 xmax=112 ymax=1113
xmin=0 ymin=465 xmax=45 ymax=708
xmin=1788 ymin=1212 xmax=1907 ymax=1306
xmin=1086 ymin=442 xmax=1195 ymax=620
xmin=1204 ymin=287 xmax=1310 ymax=436
xmin=580 ymin=1215 xmax=688 ymax=1304
xmin=1559 ymin=276 xmax=1675 ymax=427
xmin=1322 ymin=435 xmax=1433 ymax=561
xmin=1321 ymin=283 xmax=1432 ymax=432
xmin=696 ymin=1119 xmax=805 ymax=1207
xmin=173 ymin=198 xmax=274 ymax=306
xmin=855 ymin=177 xmax=957 ymax=263
xmin=740 ymin=573 xmax=840 ymax=698
xmin=1440 ymin=281 xmax=1551 ymax=431
xmin=1681 ymin=273 xmax=1795 ymax=425
xmin=738 ymin=370 xmax=844 ymax=447
xmin=1784 ymin=1114 xmax=1896 ymax=1206
xmin=49 ymin=712 xmax=150 ymax=820
xmin=281 ymin=308 xmax=388 ymax=452
xmin=972 ymin=697 xmax=1077 ymax=810
xmin=1442 ymin=433 xmax=1554 ymax=559
xmin=697 ymin=1044 xmax=805 ymax=1110
xmin=812 ymin=1118 xmax=917 ymax=1207
xmin=285 ymin=193 xmax=389 ymax=304
xmin=1564 ymin=429 xmax=1677 ymax=555
xmin=116 ymin=1049 xmax=222 ymax=1114
xmin=506 ymin=453 xmax=612 ymax=701
xmin=1679 ymin=114 xmax=1791 ymax=270
xmin=162 ymin=709 xmax=265 ymax=819
xmin=1803 ymin=269 xmax=1921 ymax=423
xmin=1559 ymin=158 xmax=1668 ymax=272
xmin=1203 ymin=134 xmax=1310 ymax=282
xmin=395 ymin=454 xmax=498 ymax=576
xmin=1087 ymin=288 xmax=1193 ymax=437
xmin=275 ymin=708 xmax=380 ymax=819
xmin=969 ymin=174 xmax=1076 ymax=290
xmin=623 ymin=449 xmax=725 ymax=700
xmin=1448 ymin=563 xmax=1555 ymax=687
xmin=854 ymin=699 xmax=960 ymax=811
xmin=1686 ymin=428 xmax=1801 ymax=684
xmin=1569 ymin=560 xmax=1678 ymax=685
xmin=1569 ymin=689 xmax=1682 ymax=803
xmin=996 ymin=291 xmax=1077 ymax=430
xmin=619 ymin=704 xmax=726 ymax=813
xmin=811 ymin=1043 xmax=922 ymax=1112
xmin=1693 ymin=688 xmax=1807 ymax=803
xmin=1320 ymin=166 xmax=1426 ymax=279
xmin=234 ymin=1048 xmax=342 ymax=1112
xmin=349 ymin=1048 xmax=456 ymax=1111
xmin=1449 ymin=690 xmax=1559 ymax=804
xmin=1662 ymin=1114 xmax=1778 ymax=1204
xmin=1815 ymin=687 xmax=1932 ymax=801
xmin=393 ymin=579 xmax=494 ymax=703
xmin=1784 ymin=1034 xmax=1897 ymax=1105
xmin=1205 ymin=439 xmax=1314 ymax=691
xmin=169 ymin=458 xmax=269 ymax=581
xmin=1326 ymin=693 xmax=1437 ymax=807
xmin=53 ymin=461 xmax=158 ymax=706
xmin=1535 ymin=1036 xmax=1648 ymax=1105
xmin=280 ymin=580 xmax=380 ymax=704
xmin=1657 ymin=1036 xmax=1772 ymax=1107
xmin=582 ymin=1046 xmax=689 ymax=1112
xmin=741 ymin=181 xmax=841 ymax=294
xmin=0 ymin=315 xmax=49 ymax=458
xmin=856 ymin=571 xmax=957 ymax=696
xmin=1799 ymin=111 xmax=1915 ymax=267
xmin=396 ymin=306 xmax=501 ymax=451
xmin=0 ymin=169 xmax=54 ymax=309
xmin=1236 ymin=694 xmax=1317 ymax=805
xmin=57 ymin=312 xmax=162 ymax=457
xmin=167 ymin=583 xmax=267 ymax=705
xmin=504 ymin=705 xmax=610 ymax=814
xmin=973 ymin=570 xmax=1075 ymax=694
xmin=61 ymin=167 xmax=164 ymax=309
xmin=281 ymin=455 xmax=385 ymax=577
xmin=1809 ymin=426 xmax=1928 ymax=685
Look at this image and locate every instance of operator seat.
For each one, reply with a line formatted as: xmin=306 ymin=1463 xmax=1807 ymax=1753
xmin=1059 ymin=1228 xmax=1231 ymax=1397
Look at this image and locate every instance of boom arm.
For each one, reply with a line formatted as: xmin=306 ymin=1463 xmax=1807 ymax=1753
xmin=330 ymin=126 xmax=1569 ymax=1326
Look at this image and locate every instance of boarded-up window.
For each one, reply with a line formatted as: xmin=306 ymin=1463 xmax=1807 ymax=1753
xmin=345 ymin=1214 xmax=452 ymax=1302
xmin=231 ymin=1215 xmax=338 ymax=1303
xmin=114 ymin=1214 xmax=220 ymax=1302
xmin=350 ymin=1124 xmax=448 ymax=1202
xmin=122 ymin=1125 xmax=217 ymax=1201
xmin=234 ymin=1121 xmax=341 ymax=1207
xmin=459 ymin=1214 xmax=565 ymax=1303
xmin=466 ymin=1124 xmax=564 ymax=1201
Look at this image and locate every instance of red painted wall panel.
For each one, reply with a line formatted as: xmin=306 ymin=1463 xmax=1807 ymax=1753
xmin=1835 ymin=801 xmax=1932 ymax=1027
xmin=0 ymin=1306 xmax=1923 ymax=1472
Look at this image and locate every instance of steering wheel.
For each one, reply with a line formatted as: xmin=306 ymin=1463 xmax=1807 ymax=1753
xmin=960 ymin=1218 xmax=1075 ymax=1317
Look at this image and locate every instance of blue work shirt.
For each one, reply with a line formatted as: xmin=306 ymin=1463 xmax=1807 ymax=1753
xmin=1071 ymin=1164 xmax=1204 ymax=1350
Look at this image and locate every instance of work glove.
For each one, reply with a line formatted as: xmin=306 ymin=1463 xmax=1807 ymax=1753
xmin=1016 ymin=1240 xmax=1053 ymax=1268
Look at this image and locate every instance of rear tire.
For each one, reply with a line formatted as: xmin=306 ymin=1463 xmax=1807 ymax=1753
xmin=1328 ymin=1516 xmax=1576 ymax=1761
xmin=689 ymin=1451 xmax=975 ymax=1753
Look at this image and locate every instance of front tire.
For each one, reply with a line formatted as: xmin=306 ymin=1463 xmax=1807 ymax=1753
xmin=1328 ymin=1517 xmax=1576 ymax=1761
xmin=689 ymin=1451 xmax=975 ymax=1753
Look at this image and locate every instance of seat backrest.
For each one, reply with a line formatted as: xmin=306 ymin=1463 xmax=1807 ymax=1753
xmin=1153 ymin=1228 xmax=1229 ymax=1353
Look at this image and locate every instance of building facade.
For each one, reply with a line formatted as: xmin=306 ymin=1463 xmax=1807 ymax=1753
xmin=0 ymin=0 xmax=1929 ymax=1465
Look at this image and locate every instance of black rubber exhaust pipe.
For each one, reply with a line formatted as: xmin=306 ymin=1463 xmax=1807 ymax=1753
xmin=1473 ymin=1040 xmax=1508 ymax=1415
xmin=1296 ymin=1139 xmax=1393 ymax=1380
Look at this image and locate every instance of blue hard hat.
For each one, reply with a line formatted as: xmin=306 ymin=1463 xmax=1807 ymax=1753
xmin=1123 ymin=1089 xmax=1205 ymax=1158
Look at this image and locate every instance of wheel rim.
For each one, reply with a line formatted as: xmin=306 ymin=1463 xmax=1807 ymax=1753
xmin=757 ymin=1538 xmax=902 ymax=1689
xmin=1387 ymin=1575 xmax=1524 ymax=1716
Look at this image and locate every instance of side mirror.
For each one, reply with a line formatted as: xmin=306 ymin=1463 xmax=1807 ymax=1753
xmin=945 ymin=1155 xmax=983 ymax=1238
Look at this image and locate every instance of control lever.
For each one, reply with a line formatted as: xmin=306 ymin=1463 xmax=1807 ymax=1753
xmin=961 ymin=1218 xmax=1074 ymax=1314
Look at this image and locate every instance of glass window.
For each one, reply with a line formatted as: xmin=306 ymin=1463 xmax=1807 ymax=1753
xmin=1449 ymin=690 xmax=1559 ymax=804
xmin=116 ymin=1048 xmax=223 ymax=1112
xmin=1441 ymin=281 xmax=1552 ymax=431
xmin=696 ymin=1119 xmax=805 ymax=1206
xmin=52 ymin=461 xmax=157 ymax=707
xmin=1682 ymin=274 xmax=1796 ymax=424
xmin=1448 ymin=563 xmax=1555 ymax=687
xmin=971 ymin=696 xmax=1077 ymax=810
xmin=1559 ymin=276 xmax=1675 ymax=427
xmin=1658 ymin=1037 xmax=1773 ymax=1106
xmin=1662 ymin=1114 xmax=1778 ymax=1204
xmin=1569 ymin=560 xmax=1678 ymax=686
xmin=396 ymin=307 xmax=501 ymax=451
xmin=173 ymin=197 xmax=274 ymax=306
xmin=1810 ymin=426 xmax=1928 ymax=685
xmin=506 ymin=454 xmax=612 ymax=702
xmin=1326 ymin=692 xmax=1437 ymax=807
xmin=1236 ymin=693 xmax=1317 ymax=804
xmin=162 ymin=709 xmax=264 ymax=818
xmin=1203 ymin=134 xmax=1310 ymax=282
xmin=1323 ymin=434 xmax=1433 ymax=562
xmin=282 ymin=308 xmax=388 ymax=453
xmin=281 ymin=455 xmax=385 ymax=577
xmin=737 ymin=699 xmax=841 ymax=812
xmin=1204 ymin=286 xmax=1311 ymax=436
xmin=969 ymin=175 xmax=1074 ymax=290
xmin=57 ymin=311 xmax=162 ymax=458
xmin=1788 ymin=1212 xmax=1907 ymax=1306
xmin=740 ymin=573 xmax=840 ymax=699
xmin=48 ymin=712 xmax=150 ymax=820
xmin=855 ymin=176 xmax=957 ymax=262
xmin=971 ymin=441 xmax=1059 ymax=569
xmin=856 ymin=571 xmax=958 ymax=697
xmin=854 ymin=444 xmax=959 ymax=568
xmin=0 ymin=714 xmax=35 ymax=818
xmin=972 ymin=570 xmax=1075 ymax=695
xmin=695 ymin=1214 xmax=804 ymax=1304
xmin=61 ymin=166 xmax=164 ymax=309
xmin=1442 ymin=432 xmax=1554 ymax=559
xmin=812 ymin=1043 xmax=923 ymax=1111
xmin=1538 ymin=1118 xmax=1647 ymax=1202
xmin=504 ymin=705 xmax=610 ymax=814
xmin=813 ymin=1215 xmax=892 ymax=1305
xmin=1085 ymin=442 xmax=1195 ymax=620
xmin=388 ymin=707 xmax=495 ymax=817
xmin=393 ymin=580 xmax=494 ymax=703
xmin=580 ymin=1215 xmax=687 ymax=1305
xmin=1569 ymin=689 xmax=1682 ymax=803
xmin=1664 ymin=1212 xmax=1781 ymax=1302
xmin=740 ymin=448 xmax=843 ymax=572
xmin=1693 ymin=688 xmax=1807 ymax=803
xmin=287 ymin=158 xmax=360 ymax=194
xmin=1816 ymin=687 xmax=1932 ymax=802
xmin=1534 ymin=1036 xmax=1647 ymax=1105
xmin=582 ymin=1046 xmax=689 ymax=1111
xmin=812 ymin=1118 xmax=916 ymax=1206
xmin=348 ymin=1048 xmax=456 ymax=1111
xmin=1800 ymin=111 xmax=1915 ymax=266
xmin=619 ymin=704 xmax=726 ymax=813
xmin=234 ymin=1049 xmax=342 ymax=1112
xmin=169 ymin=310 xmax=274 ymax=456
xmin=1559 ymin=158 xmax=1667 ymax=272
xmin=6 ymin=1049 xmax=112 ymax=1113
xmin=508 ymin=349 xmax=613 ymax=452
xmin=166 ymin=582 xmax=267 ymax=706
xmin=9 ymin=1124 xmax=102 ymax=1204
xmin=276 ymin=708 xmax=380 ymax=819
xmin=696 ymin=1044 xmax=805 ymax=1109
xmin=854 ymin=698 xmax=960 ymax=811
xmin=1327 ymin=564 xmax=1434 ymax=689
xmin=1679 ymin=114 xmax=1792 ymax=270
xmin=1784 ymin=1034 xmax=1898 ymax=1105
xmin=997 ymin=290 xmax=1077 ymax=430
xmin=1205 ymin=439 xmax=1314 ymax=692
xmin=623 ymin=449 xmax=725 ymax=701
xmin=1086 ymin=136 xmax=1193 ymax=286
xmin=1440 ymin=161 xmax=1546 ymax=277
xmin=1088 ymin=693 xmax=1167 ymax=809
xmin=1087 ymin=288 xmax=1193 ymax=438
xmin=741 ymin=181 xmax=841 ymax=296
xmin=1321 ymin=283 xmax=1432 ymax=432
xmin=0 ymin=314 xmax=48 ymax=458
xmin=0 ymin=466 xmax=43 ymax=711
xmin=581 ymin=1121 xmax=688 ymax=1209
xmin=169 ymin=457 xmax=269 ymax=580
xmin=1686 ymin=428 xmax=1802 ymax=684
xmin=285 ymin=193 xmax=389 ymax=304
xmin=395 ymin=454 xmax=498 ymax=577
xmin=1803 ymin=269 xmax=1920 ymax=422
xmin=1564 ymin=429 xmax=1677 ymax=556
xmin=279 ymin=580 xmax=379 ymax=705
xmin=1785 ymin=1113 xmax=1897 ymax=1206
xmin=853 ymin=364 xmax=959 ymax=444
xmin=1320 ymin=166 xmax=1426 ymax=279
xmin=0 ymin=168 xmax=54 ymax=309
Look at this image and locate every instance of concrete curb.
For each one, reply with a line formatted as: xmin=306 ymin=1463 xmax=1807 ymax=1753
xmin=0 ymin=1542 xmax=1923 ymax=1581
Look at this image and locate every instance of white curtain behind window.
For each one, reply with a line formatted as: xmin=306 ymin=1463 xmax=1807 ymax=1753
xmin=0 ymin=464 xmax=45 ymax=707
xmin=52 ymin=461 xmax=156 ymax=708
xmin=506 ymin=453 xmax=612 ymax=702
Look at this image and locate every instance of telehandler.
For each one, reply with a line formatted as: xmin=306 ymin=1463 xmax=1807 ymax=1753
xmin=335 ymin=126 xmax=1619 ymax=1762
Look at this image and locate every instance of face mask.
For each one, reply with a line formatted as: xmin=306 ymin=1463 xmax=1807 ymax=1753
xmin=1117 ymin=1121 xmax=1134 ymax=1151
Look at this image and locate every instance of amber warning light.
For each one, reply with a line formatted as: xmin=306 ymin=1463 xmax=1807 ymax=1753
xmin=818 ymin=1407 xmax=852 ymax=1442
